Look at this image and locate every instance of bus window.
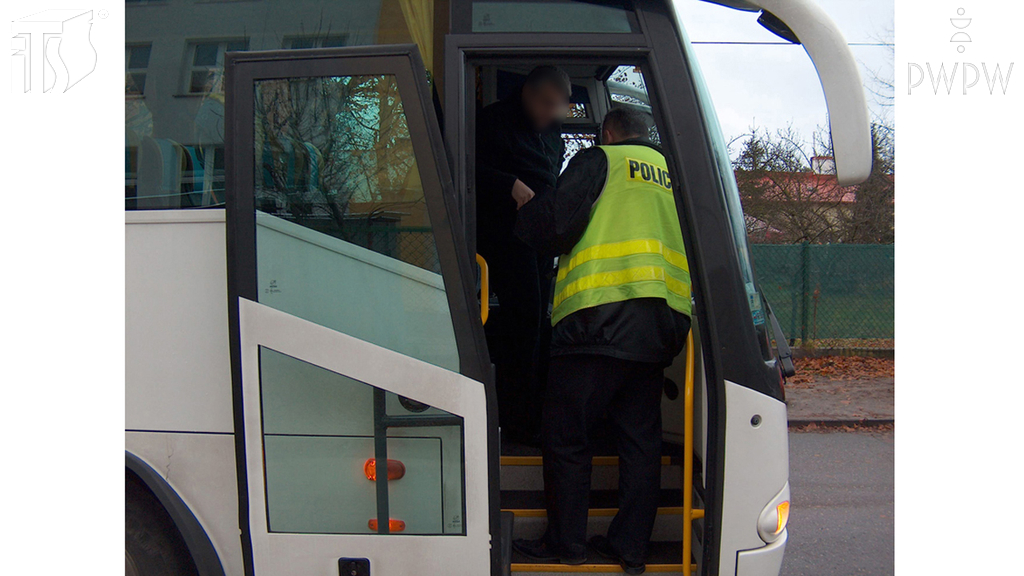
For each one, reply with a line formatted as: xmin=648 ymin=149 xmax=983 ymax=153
xmin=253 ymin=73 xmax=459 ymax=372
xmin=259 ymin=347 xmax=465 ymax=535
xmin=125 ymin=0 xmax=445 ymax=210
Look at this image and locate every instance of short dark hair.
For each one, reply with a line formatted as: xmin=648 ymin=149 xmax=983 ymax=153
xmin=602 ymin=107 xmax=651 ymax=140
xmin=524 ymin=65 xmax=572 ymax=99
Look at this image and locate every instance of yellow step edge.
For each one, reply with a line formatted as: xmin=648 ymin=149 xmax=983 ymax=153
xmin=505 ymin=507 xmax=686 ymax=518
xmin=501 ymin=455 xmax=672 ymax=466
xmin=510 ymin=563 xmax=696 ymax=573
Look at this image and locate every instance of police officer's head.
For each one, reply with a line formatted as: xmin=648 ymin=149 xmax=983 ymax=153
xmin=521 ymin=65 xmax=572 ymax=132
xmin=601 ymin=107 xmax=651 ymax=145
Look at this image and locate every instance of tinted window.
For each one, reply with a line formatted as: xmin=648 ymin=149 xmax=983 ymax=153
xmin=260 ymin=347 xmax=465 ymax=535
xmin=253 ymin=74 xmax=457 ymax=371
xmin=678 ymin=23 xmax=773 ymax=357
xmin=125 ymin=0 xmax=442 ymax=210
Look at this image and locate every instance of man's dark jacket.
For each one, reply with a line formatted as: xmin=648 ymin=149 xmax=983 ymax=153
xmin=515 ymin=138 xmax=691 ymax=366
xmin=476 ymin=95 xmax=564 ymax=252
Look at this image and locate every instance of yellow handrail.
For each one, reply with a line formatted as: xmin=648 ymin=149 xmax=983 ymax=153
xmin=476 ymin=253 xmax=489 ymax=325
xmin=682 ymin=330 xmax=696 ymax=576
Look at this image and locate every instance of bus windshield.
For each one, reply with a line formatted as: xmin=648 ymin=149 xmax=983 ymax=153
xmin=676 ymin=19 xmax=773 ymax=358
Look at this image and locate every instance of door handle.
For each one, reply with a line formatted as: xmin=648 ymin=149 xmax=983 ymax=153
xmin=475 ymin=253 xmax=489 ymax=325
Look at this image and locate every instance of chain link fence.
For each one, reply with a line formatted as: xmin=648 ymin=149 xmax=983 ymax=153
xmin=752 ymin=243 xmax=894 ymax=349
xmin=347 ymin=225 xmax=441 ymax=274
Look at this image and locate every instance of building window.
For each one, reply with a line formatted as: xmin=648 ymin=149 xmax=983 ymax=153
xmin=126 ymin=0 xmax=444 ymax=210
xmin=186 ymin=39 xmax=248 ymax=94
xmin=126 ymin=43 xmax=151 ymax=96
xmin=283 ymin=35 xmax=349 ymax=49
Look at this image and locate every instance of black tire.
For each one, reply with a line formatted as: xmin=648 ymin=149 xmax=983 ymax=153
xmin=126 ymin=471 xmax=200 ymax=576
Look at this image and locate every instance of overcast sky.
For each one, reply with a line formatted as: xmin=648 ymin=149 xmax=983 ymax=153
xmin=674 ymin=0 xmax=894 ymax=159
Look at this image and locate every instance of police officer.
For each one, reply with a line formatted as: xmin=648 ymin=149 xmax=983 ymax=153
xmin=512 ymin=107 xmax=692 ymax=574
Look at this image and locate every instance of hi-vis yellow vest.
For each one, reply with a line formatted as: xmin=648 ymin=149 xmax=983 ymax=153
xmin=551 ymin=144 xmax=692 ymax=326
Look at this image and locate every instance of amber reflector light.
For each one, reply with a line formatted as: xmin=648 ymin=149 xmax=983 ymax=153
xmin=363 ymin=458 xmax=406 ymax=481
xmin=367 ymin=518 xmax=406 ymax=532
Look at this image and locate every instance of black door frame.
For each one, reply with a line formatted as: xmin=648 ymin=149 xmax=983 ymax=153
xmin=224 ymin=44 xmax=498 ymax=576
xmin=441 ymin=15 xmax=765 ymax=573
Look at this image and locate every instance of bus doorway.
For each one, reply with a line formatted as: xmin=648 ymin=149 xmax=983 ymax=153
xmin=469 ymin=59 xmax=704 ymax=444
xmin=459 ymin=54 xmax=714 ymax=574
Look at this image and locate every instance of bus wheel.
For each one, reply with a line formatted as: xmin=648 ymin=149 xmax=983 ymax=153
xmin=126 ymin=472 xmax=199 ymax=576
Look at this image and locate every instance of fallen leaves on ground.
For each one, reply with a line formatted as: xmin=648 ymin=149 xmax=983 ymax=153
xmin=788 ymin=356 xmax=894 ymax=384
xmin=789 ymin=422 xmax=894 ymax=433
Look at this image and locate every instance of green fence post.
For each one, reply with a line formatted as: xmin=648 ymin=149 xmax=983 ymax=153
xmin=800 ymin=241 xmax=810 ymax=344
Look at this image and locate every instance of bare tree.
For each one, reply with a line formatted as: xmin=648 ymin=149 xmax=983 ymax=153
xmin=732 ymin=121 xmax=893 ymax=244
xmin=864 ymin=25 xmax=895 ymax=115
xmin=838 ymin=121 xmax=894 ymax=243
xmin=733 ymin=125 xmax=848 ymax=243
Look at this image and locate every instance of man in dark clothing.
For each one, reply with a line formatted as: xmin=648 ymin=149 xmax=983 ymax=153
xmin=476 ymin=66 xmax=570 ymax=443
xmin=512 ymin=107 xmax=692 ymax=574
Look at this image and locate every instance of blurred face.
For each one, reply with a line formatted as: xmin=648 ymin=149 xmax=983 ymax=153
xmin=521 ymin=81 xmax=570 ymax=132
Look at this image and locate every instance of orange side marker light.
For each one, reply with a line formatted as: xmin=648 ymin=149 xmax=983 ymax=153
xmin=368 ymin=518 xmax=406 ymax=533
xmin=775 ymin=501 xmax=790 ymax=534
xmin=363 ymin=458 xmax=406 ymax=481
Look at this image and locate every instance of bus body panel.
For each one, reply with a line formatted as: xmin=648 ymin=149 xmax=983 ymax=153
xmin=126 ymin=210 xmax=233 ymax=434
xmin=126 ymin=431 xmax=243 ymax=576
xmin=736 ymin=532 xmax=788 ymax=576
xmin=718 ymin=381 xmax=789 ymax=575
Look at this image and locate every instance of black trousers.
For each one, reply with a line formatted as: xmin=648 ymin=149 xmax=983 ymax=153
xmin=481 ymin=237 xmax=553 ymax=436
xmin=542 ymin=354 xmax=665 ymax=562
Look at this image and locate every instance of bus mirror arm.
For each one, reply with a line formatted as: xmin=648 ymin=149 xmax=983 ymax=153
xmin=697 ymin=0 xmax=874 ymax=185
xmin=766 ymin=302 xmax=796 ymax=378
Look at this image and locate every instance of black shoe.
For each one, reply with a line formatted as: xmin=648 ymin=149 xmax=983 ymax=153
xmin=513 ymin=538 xmax=586 ymax=565
xmin=589 ymin=535 xmax=645 ymax=575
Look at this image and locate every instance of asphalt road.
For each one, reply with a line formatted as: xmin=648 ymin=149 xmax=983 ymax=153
xmin=782 ymin=429 xmax=894 ymax=576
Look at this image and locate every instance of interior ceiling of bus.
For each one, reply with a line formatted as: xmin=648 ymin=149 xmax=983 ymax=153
xmin=490 ymin=63 xmax=618 ymax=83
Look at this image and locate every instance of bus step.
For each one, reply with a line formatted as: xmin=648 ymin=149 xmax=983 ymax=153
xmin=502 ymin=488 xmax=683 ymax=518
xmin=510 ymin=563 xmax=696 ymax=573
xmin=505 ymin=507 xmax=686 ymax=518
xmin=510 ymin=540 xmax=692 ymax=574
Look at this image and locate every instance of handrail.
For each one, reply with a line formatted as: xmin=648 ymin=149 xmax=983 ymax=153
xmin=476 ymin=253 xmax=490 ymax=325
xmin=682 ymin=329 xmax=696 ymax=576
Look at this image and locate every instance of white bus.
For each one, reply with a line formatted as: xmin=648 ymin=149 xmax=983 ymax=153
xmin=124 ymin=1 xmax=871 ymax=575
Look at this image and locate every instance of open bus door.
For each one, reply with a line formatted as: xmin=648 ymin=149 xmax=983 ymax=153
xmin=223 ymin=46 xmax=500 ymax=576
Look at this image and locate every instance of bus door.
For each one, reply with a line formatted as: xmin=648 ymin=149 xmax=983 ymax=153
xmin=223 ymin=46 xmax=499 ymax=576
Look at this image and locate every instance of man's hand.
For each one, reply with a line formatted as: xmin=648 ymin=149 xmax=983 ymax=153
xmin=511 ymin=179 xmax=536 ymax=210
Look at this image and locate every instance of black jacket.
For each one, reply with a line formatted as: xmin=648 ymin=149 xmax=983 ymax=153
xmin=476 ymin=96 xmax=564 ymax=252
xmin=515 ymin=139 xmax=691 ymax=365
